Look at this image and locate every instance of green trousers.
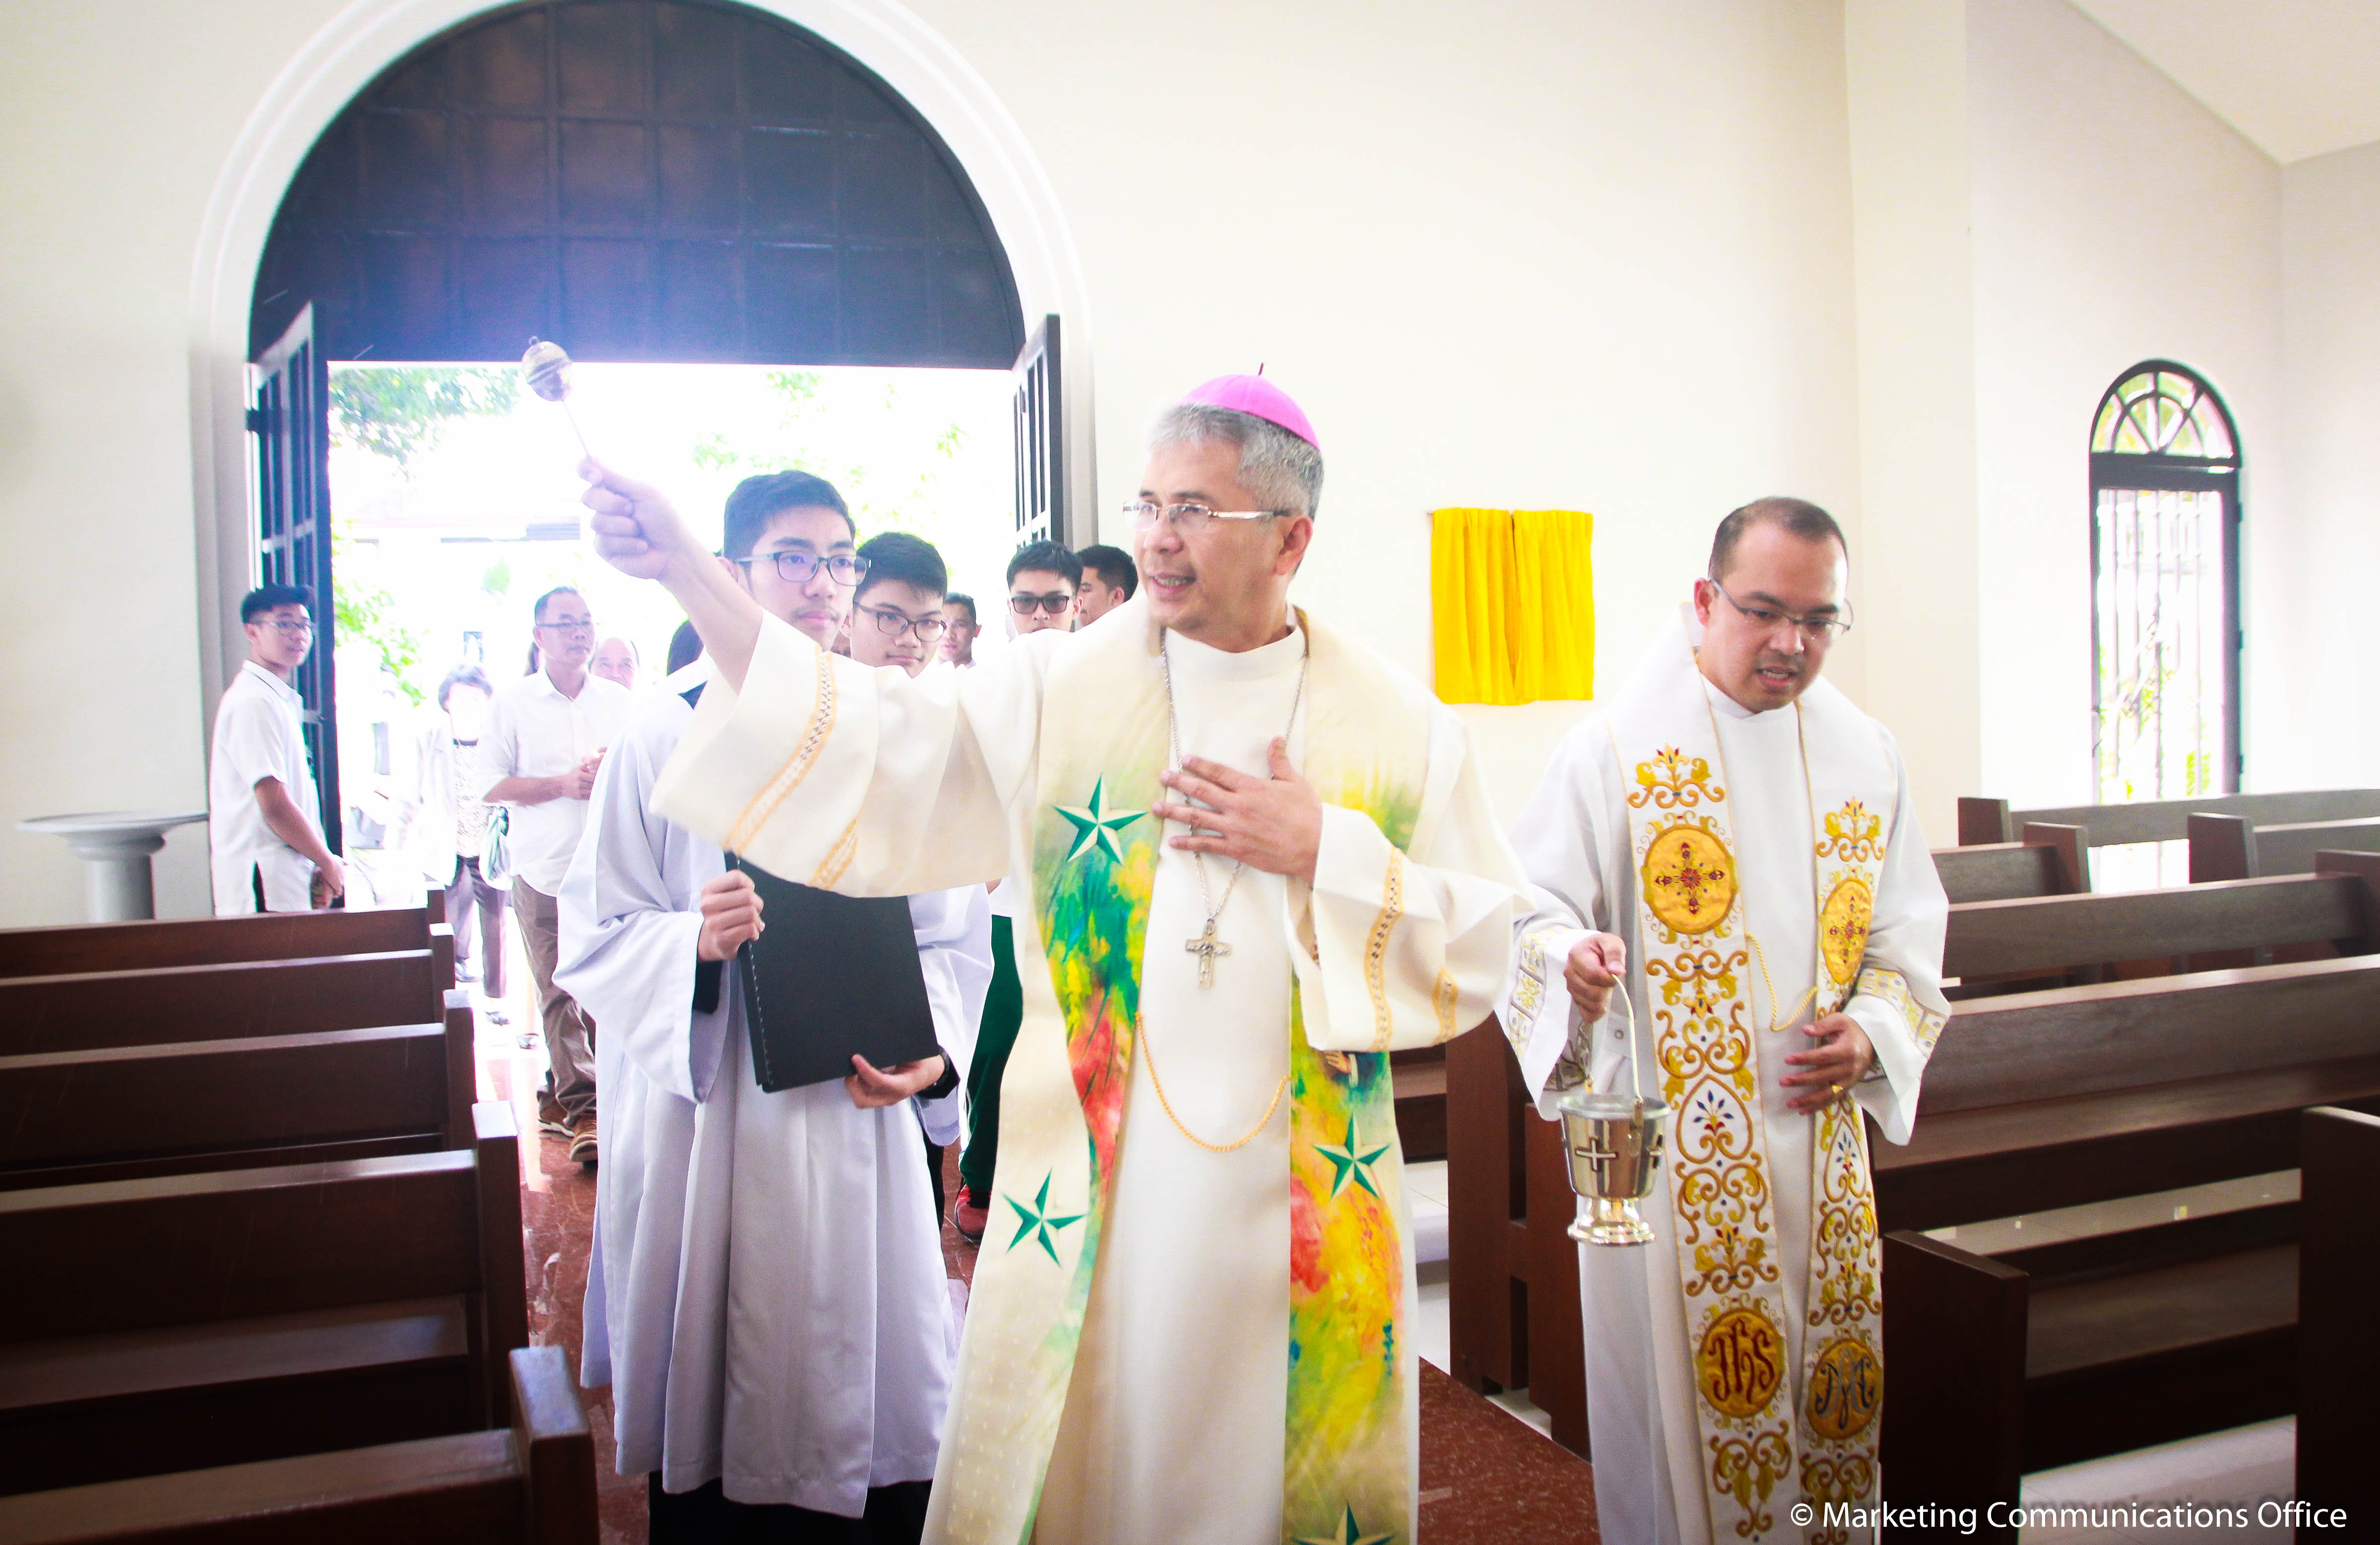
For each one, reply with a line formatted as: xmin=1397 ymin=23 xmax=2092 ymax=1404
xmin=959 ymin=912 xmax=1024 ymax=1196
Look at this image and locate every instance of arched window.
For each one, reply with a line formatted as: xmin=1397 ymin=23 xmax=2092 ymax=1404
xmin=2089 ymin=362 xmax=2242 ymax=802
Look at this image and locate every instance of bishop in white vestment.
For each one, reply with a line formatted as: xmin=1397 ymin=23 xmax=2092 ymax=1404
xmin=580 ymin=376 xmax=1531 ymax=1545
xmin=1500 ymin=502 xmax=1950 ymax=1545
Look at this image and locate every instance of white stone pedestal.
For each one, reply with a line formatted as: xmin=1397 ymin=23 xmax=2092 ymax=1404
xmin=18 ymin=810 xmax=208 ymax=922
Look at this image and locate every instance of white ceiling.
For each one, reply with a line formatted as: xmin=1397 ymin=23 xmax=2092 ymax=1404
xmin=2070 ymin=0 xmax=2380 ymax=163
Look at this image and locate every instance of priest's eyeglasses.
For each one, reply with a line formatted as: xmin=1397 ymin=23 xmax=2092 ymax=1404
xmin=1708 ymin=579 xmax=1853 ymax=644
xmin=856 ymin=603 xmax=948 ymax=643
xmin=731 ymin=551 xmax=870 ymax=586
xmin=1123 ymin=501 xmax=1287 ymax=533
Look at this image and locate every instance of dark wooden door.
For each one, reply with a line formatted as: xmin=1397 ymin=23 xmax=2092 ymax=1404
xmin=249 ymin=305 xmax=342 ymax=854
xmin=1012 ymin=314 xmax=1063 ymax=550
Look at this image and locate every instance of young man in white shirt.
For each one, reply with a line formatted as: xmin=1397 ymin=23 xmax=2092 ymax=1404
xmin=483 ymin=585 xmax=635 ymax=1163
xmin=207 ymin=583 xmax=344 ymax=914
xmin=1071 ymin=543 xmax=1137 ymax=625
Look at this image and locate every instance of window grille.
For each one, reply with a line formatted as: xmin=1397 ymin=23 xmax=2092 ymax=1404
xmin=2088 ymin=362 xmax=2242 ymax=806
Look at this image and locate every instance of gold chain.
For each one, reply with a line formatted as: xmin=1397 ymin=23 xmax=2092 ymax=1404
xmin=1138 ymin=1024 xmax=1291 ymax=1152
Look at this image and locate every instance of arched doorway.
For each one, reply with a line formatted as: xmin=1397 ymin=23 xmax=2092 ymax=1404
xmin=236 ymin=0 xmax=1067 ymax=842
xmin=2088 ymin=360 xmax=2243 ymax=804
xmin=249 ymin=0 xmax=1024 ymax=369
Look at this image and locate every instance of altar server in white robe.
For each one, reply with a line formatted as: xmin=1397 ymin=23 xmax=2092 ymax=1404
xmin=578 ymin=374 xmax=1530 ymax=1545
xmin=1499 ymin=499 xmax=1951 ymax=1545
xmin=558 ymin=470 xmax=985 ymax=1543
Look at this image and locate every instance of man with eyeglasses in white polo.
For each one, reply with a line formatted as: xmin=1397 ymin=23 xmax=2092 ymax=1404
xmin=208 ymin=582 xmax=345 ymax=914
xmin=1497 ymin=498 xmax=1952 ymax=1545
xmin=483 ymin=583 xmax=635 ymax=1164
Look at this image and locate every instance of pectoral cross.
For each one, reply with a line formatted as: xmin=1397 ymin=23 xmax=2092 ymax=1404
xmin=1185 ymin=917 xmax=1231 ymax=989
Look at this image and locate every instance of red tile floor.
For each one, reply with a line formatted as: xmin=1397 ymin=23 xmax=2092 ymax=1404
xmin=479 ymin=985 xmax=1595 ymax=1544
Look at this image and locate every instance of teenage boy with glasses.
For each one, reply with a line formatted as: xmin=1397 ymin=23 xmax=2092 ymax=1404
xmin=483 ymin=584 xmax=635 ymax=1164
xmin=1003 ymin=539 xmax=1080 ymax=636
xmin=208 ymin=583 xmax=345 ymax=913
xmin=559 ymin=475 xmax=977 ymax=1543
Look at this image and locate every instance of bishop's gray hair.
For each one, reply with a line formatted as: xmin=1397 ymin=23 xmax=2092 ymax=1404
xmin=1147 ymin=403 xmax=1324 ymax=520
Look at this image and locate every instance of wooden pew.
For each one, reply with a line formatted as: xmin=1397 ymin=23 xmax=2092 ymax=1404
xmin=0 ymin=946 xmax=452 ymax=1058
xmin=0 ymin=1345 xmax=595 ymax=1545
xmin=2297 ymin=1105 xmax=2380 ymax=1528
xmin=1391 ymin=1045 xmax=1447 ymax=1162
xmin=1942 ymin=860 xmax=2380 ymax=992
xmin=1874 ymin=956 xmax=2380 ymax=1513
xmin=1932 ymin=823 xmax=2088 ymax=904
xmin=1445 ymin=1023 xmax=1590 ymax=1455
xmin=0 ymin=1102 xmax=529 ymax=1495
xmin=1453 ymin=950 xmax=2380 ymax=1462
xmin=1957 ymin=787 xmax=2380 ymax=847
xmin=2188 ymin=815 xmax=2380 ymax=882
xmin=1875 ymin=954 xmax=2380 ymax=1232
xmin=0 ymin=989 xmax=478 ymax=1190
xmin=0 ymin=899 xmax=446 ymax=980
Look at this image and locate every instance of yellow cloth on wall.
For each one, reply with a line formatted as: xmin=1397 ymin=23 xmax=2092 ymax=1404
xmin=1430 ymin=508 xmax=1595 ymax=705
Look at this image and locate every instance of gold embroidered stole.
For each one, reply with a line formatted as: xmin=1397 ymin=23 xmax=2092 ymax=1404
xmin=1609 ymin=633 xmax=1889 ymax=1545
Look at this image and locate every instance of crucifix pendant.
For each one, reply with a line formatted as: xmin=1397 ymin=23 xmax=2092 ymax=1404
xmin=1186 ymin=916 xmax=1232 ymax=989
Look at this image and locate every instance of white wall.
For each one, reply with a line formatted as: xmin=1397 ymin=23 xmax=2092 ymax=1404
xmin=1965 ymin=0 xmax=2285 ymax=807
xmin=0 ymin=0 xmax=1870 ymax=923
xmin=0 ymin=0 xmax=353 ymax=924
xmin=2279 ymin=141 xmax=2380 ymax=788
xmin=908 ymin=0 xmax=1866 ymax=824
xmin=1845 ymin=0 xmax=1982 ymax=845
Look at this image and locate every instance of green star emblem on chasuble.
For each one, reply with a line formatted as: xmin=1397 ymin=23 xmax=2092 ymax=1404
xmin=1004 ymin=1173 xmax=1086 ymax=1265
xmin=1294 ymin=1506 xmax=1397 ymax=1545
xmin=1054 ymin=777 xmax=1146 ymax=865
xmin=1313 ymin=1118 xmax=1393 ymax=1200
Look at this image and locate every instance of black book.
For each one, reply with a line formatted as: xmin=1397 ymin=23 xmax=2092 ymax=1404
xmin=731 ymin=855 xmax=939 ymax=1094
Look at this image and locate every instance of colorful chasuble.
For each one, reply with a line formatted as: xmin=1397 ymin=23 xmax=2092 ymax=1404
xmin=1607 ymin=630 xmax=1895 ymax=1545
xmin=938 ymin=611 xmax=1437 ymax=1545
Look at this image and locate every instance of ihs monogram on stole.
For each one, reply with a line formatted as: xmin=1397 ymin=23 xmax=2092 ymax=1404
xmin=1623 ymin=746 xmax=1891 ymax=1543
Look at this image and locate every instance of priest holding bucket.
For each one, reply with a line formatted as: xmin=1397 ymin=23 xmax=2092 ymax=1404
xmin=1499 ymin=498 xmax=1951 ymax=1545
xmin=580 ymin=376 xmax=1530 ymax=1545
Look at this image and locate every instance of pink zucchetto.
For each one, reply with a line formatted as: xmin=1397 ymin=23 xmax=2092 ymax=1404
xmin=1179 ymin=373 xmax=1319 ymax=451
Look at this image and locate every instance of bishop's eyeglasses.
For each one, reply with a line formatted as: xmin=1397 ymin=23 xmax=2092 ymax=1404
xmin=856 ymin=603 xmax=948 ymax=643
xmin=1707 ymin=579 xmax=1854 ymax=644
xmin=1123 ymin=501 xmax=1287 ymax=534
xmin=731 ymin=550 xmax=870 ymax=586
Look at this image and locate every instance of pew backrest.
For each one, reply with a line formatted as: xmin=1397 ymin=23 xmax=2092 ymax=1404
xmin=0 ymin=1102 xmax=523 ymax=1353
xmin=1933 ymin=823 xmax=2087 ymax=904
xmin=0 ymin=1344 xmax=593 ymax=1545
xmin=0 ymin=992 xmax=476 ymax=1188
xmin=0 ymin=908 xmax=444 ymax=980
xmin=1958 ymin=788 xmax=2380 ymax=847
xmin=1943 ymin=871 xmax=2380 ymax=981
xmin=1918 ymin=954 xmax=2380 ymax=1115
xmin=2189 ymin=813 xmax=2380 ymax=882
xmin=0 ymin=950 xmax=447 ymax=1057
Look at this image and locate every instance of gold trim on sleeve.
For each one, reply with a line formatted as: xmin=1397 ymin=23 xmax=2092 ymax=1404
xmin=1364 ymin=850 xmax=1406 ymax=1051
xmin=1853 ymin=963 xmax=1948 ymax=1057
xmin=811 ymin=815 xmax=861 ymax=890
xmin=725 ymin=645 xmax=838 ymax=855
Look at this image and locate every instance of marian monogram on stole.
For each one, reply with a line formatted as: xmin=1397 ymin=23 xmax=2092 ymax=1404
xmin=1624 ymin=743 xmax=1887 ymax=1543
